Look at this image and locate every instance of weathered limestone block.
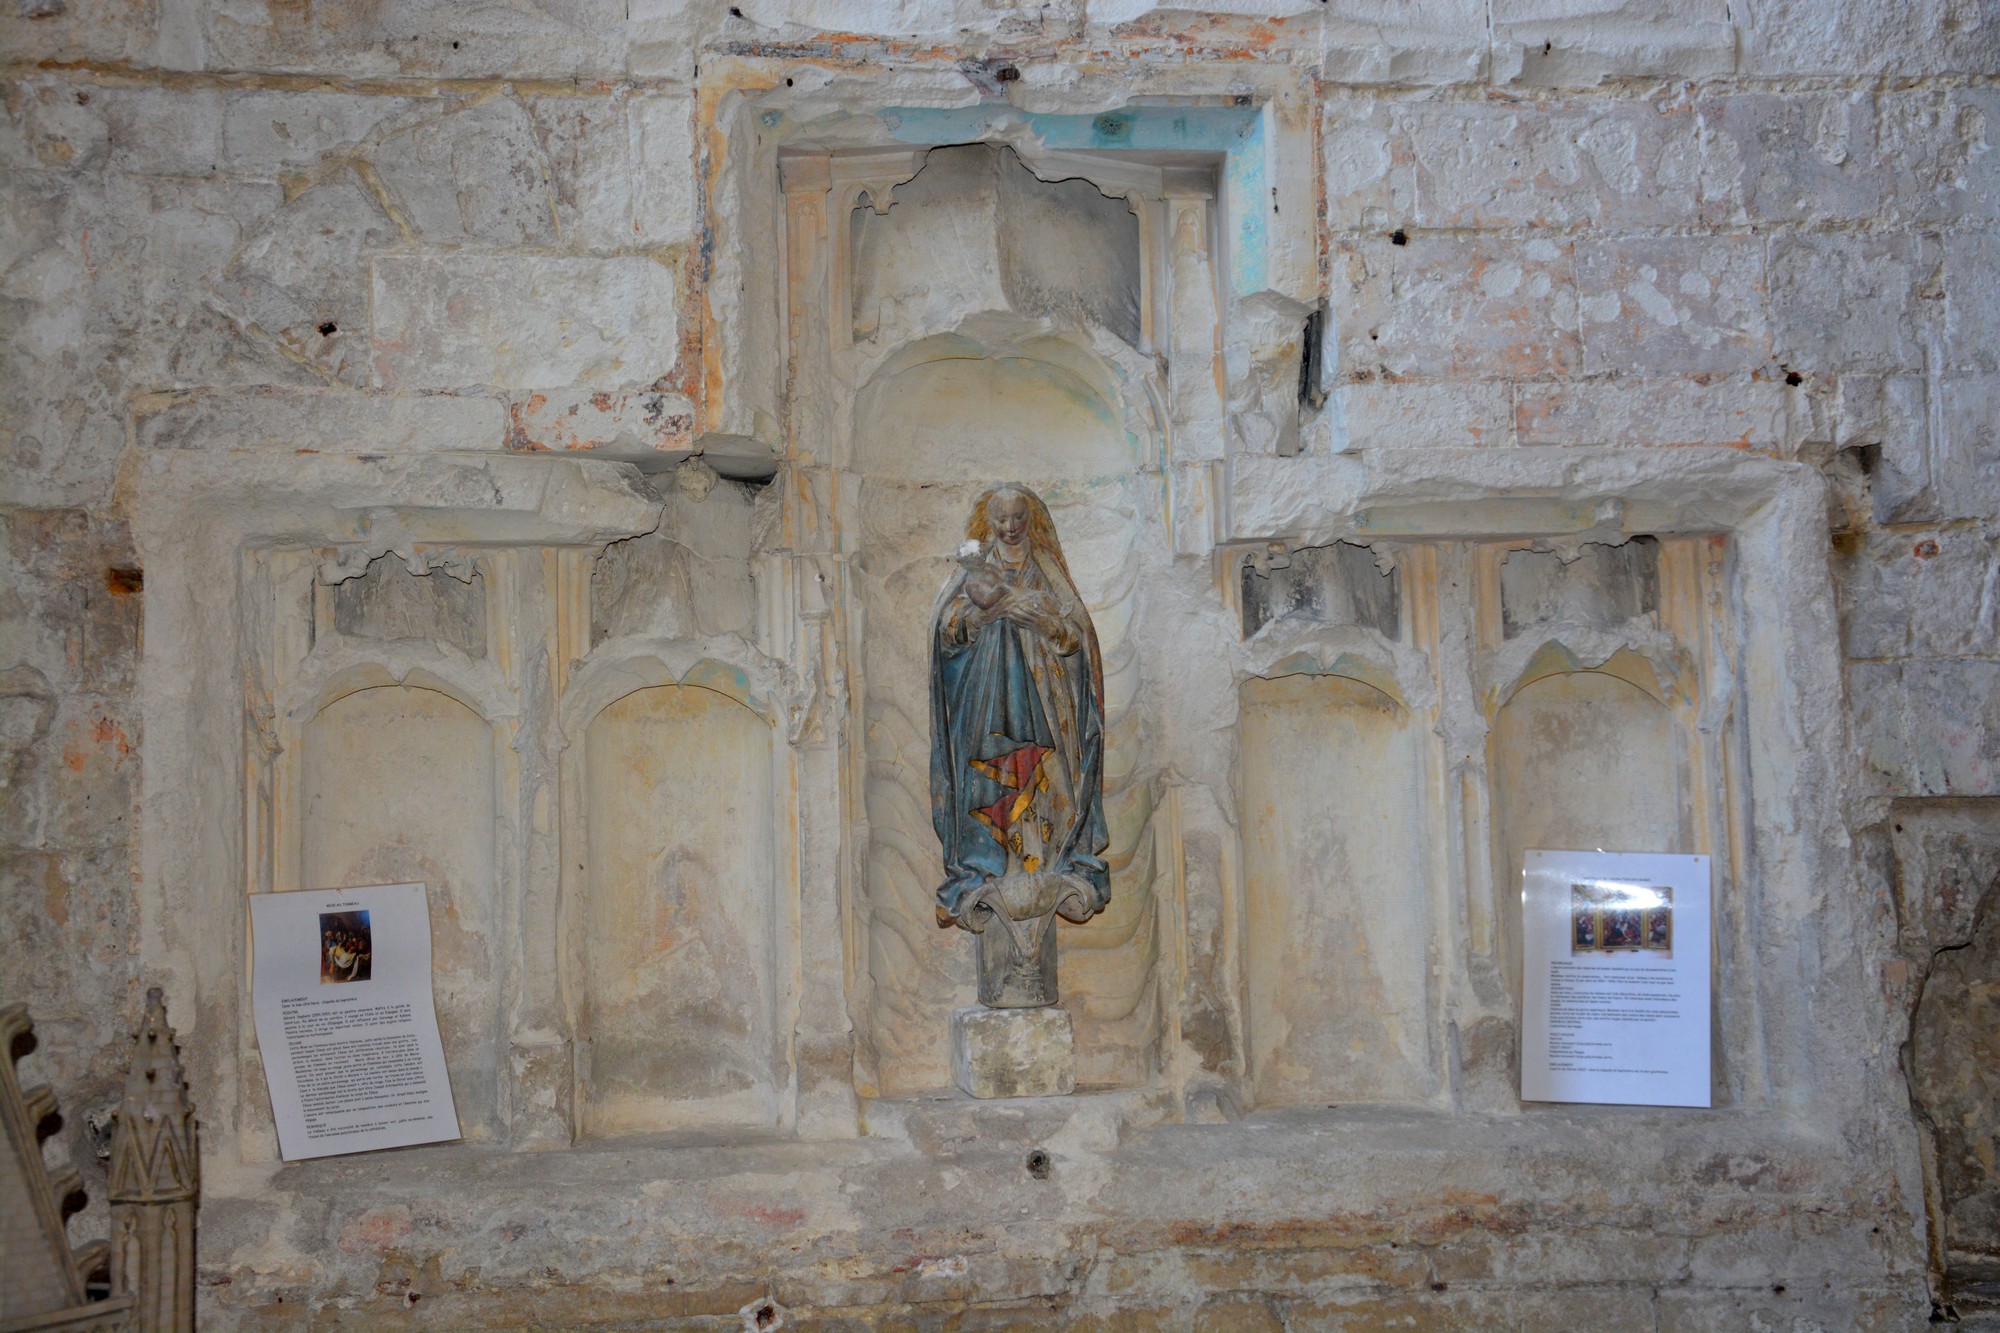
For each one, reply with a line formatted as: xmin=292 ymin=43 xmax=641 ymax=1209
xmin=1834 ymin=375 xmax=1933 ymax=523
xmin=736 ymin=0 xmax=1082 ymax=36
xmin=1743 ymin=0 xmax=2000 ymax=77
xmin=0 ymin=0 xmax=159 ymax=68
xmin=371 ymin=255 xmax=678 ymax=390
xmin=0 ymin=512 xmax=141 ymax=696
xmin=218 ymin=172 xmax=397 ymax=386
xmin=187 ymin=0 xmax=630 ymax=81
xmin=135 ymin=388 xmax=504 ymax=455
xmin=372 ymin=98 xmax=556 ymax=247
xmin=1336 ymin=235 xmax=1580 ymax=379
xmin=1402 ymin=97 xmax=1709 ymax=230
xmin=1939 ymin=376 xmax=2000 ymax=520
xmin=1770 ymin=233 xmax=1931 ymax=375
xmin=1576 ymin=236 xmax=1769 ymax=374
xmin=1338 ymin=381 xmax=1511 ymax=451
xmin=526 ymin=95 xmax=633 ymax=252
xmin=100 ymin=87 xmax=223 ymax=178
xmin=505 ymin=386 xmax=696 ymax=456
xmin=1321 ymin=13 xmax=1488 ymax=88
xmin=0 ymin=79 xmax=111 ymax=173
xmin=1514 ymin=377 xmax=1790 ymax=451
xmin=1852 ymin=660 xmax=2000 ymax=796
xmin=1881 ymin=809 xmax=1998 ymax=1312
xmin=1706 ymin=92 xmax=1976 ymax=228
xmin=1946 ymin=230 xmax=2000 ymax=373
xmin=629 ymin=95 xmax=700 ymax=248
xmin=1891 ymin=803 xmax=2000 ymax=962
xmin=217 ymin=91 xmax=423 ymax=175
xmin=1838 ymin=528 xmax=2000 ymax=660
xmin=1493 ymin=0 xmax=1735 ymax=88
xmin=950 ymin=1005 xmax=1075 ymax=1100
xmin=1321 ymin=101 xmax=1409 ymax=232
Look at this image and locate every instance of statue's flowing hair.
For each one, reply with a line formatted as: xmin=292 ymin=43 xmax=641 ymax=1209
xmin=965 ymin=484 xmax=1076 ymax=587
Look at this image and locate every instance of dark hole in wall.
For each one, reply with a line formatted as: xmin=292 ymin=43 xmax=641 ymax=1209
xmin=105 ymin=567 xmax=143 ymax=595
xmin=1298 ymin=304 xmax=1328 ymax=411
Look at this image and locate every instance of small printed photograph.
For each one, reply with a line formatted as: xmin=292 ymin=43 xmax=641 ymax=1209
xmin=1601 ymin=907 xmax=1645 ymax=949
xmin=320 ymin=910 xmax=372 ymax=984
xmin=1569 ymin=882 xmax=1673 ymax=957
xmin=1572 ymin=902 xmax=1598 ymax=949
xmin=1646 ymin=887 xmax=1674 ymax=950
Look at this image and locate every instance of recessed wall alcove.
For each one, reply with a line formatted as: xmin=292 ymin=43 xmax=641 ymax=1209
xmin=835 ymin=146 xmax=1175 ymax=1095
xmin=228 ymin=474 xmax=807 ymax=1156
xmin=299 ymin=680 xmax=503 ymax=1139
xmin=575 ymin=681 xmax=781 ymax=1136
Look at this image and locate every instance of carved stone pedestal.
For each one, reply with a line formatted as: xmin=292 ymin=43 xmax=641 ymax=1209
xmin=951 ymin=1004 xmax=1075 ymax=1099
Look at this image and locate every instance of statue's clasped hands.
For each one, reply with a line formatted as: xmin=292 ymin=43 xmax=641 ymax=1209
xmin=970 ymin=586 xmax=1065 ymax=639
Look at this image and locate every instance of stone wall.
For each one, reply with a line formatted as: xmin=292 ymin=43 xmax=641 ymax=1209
xmin=2 ymin=0 xmax=1996 ymax=1327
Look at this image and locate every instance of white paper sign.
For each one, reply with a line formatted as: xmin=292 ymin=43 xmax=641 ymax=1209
xmin=249 ymin=883 xmax=461 ymax=1160
xmin=1520 ymin=850 xmax=1712 ymax=1108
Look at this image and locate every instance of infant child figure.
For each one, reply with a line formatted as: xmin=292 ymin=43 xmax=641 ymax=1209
xmin=956 ymin=539 xmax=1004 ymax=610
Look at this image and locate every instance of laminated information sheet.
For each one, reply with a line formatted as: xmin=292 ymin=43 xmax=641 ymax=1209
xmin=1520 ymin=850 xmax=1712 ymax=1108
xmin=249 ymin=882 xmax=461 ymax=1160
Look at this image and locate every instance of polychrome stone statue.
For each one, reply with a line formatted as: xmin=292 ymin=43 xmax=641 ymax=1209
xmin=930 ymin=485 xmax=1108 ymax=1093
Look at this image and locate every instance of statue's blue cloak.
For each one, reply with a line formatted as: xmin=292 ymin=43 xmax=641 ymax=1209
xmin=930 ymin=553 xmax=1109 ymax=921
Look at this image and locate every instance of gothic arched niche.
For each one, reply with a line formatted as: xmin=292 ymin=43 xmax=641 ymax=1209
xmin=578 ymin=682 xmax=780 ymax=1137
xmin=1239 ymin=671 xmax=1438 ymax=1107
xmin=851 ymin=328 xmax=1165 ymax=1095
xmin=300 ymin=683 xmax=500 ymax=1138
xmin=1491 ymin=666 xmax=1693 ymax=995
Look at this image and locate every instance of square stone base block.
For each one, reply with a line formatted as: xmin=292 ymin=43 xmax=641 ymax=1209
xmin=951 ymin=1005 xmax=1075 ymax=1099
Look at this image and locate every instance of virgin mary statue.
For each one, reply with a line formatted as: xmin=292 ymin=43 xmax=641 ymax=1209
xmin=930 ymin=484 xmax=1110 ymax=930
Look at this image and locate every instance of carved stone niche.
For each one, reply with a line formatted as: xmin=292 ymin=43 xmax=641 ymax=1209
xmin=784 ymin=137 xmax=1220 ymax=1099
xmin=1228 ymin=531 xmax=1743 ymax=1116
xmin=216 ymin=460 xmax=816 ymax=1157
xmin=1236 ymin=541 xmax=1439 ymax=1109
